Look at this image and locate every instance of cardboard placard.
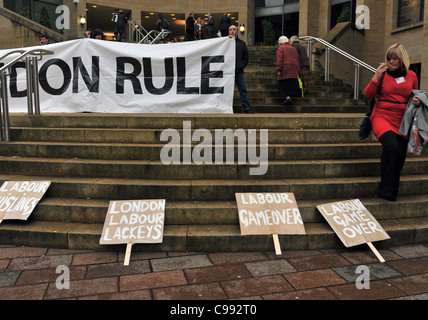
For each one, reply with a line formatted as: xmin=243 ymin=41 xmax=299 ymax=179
xmin=100 ymin=199 xmax=165 ymax=245
xmin=236 ymin=193 xmax=306 ymax=254
xmin=0 ymin=181 xmax=51 ymax=222
xmin=317 ymin=199 xmax=390 ymax=262
xmin=99 ymin=199 xmax=165 ymax=265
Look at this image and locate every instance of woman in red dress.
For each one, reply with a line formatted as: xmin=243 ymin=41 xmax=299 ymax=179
xmin=364 ymin=44 xmax=421 ymax=201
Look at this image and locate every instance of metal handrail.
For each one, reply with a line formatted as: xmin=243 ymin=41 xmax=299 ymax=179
xmin=300 ymin=36 xmax=376 ymax=100
xmin=139 ymin=29 xmax=171 ymax=45
xmin=128 ymin=20 xmax=172 ymax=45
xmin=0 ymin=48 xmax=53 ymax=142
xmin=128 ymin=20 xmax=150 ymax=43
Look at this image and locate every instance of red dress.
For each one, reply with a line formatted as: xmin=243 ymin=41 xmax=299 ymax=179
xmin=364 ymin=70 xmax=418 ymax=140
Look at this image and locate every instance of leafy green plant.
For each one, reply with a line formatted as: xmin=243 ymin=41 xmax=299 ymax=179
xmin=261 ymin=19 xmax=275 ymax=46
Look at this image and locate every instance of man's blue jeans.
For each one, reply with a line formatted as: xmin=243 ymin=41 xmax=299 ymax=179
xmin=235 ymin=72 xmax=251 ymax=112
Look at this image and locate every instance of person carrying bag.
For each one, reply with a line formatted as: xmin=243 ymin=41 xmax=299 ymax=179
xmin=363 ymin=44 xmax=420 ymax=201
xmin=359 ymin=71 xmax=385 ymax=140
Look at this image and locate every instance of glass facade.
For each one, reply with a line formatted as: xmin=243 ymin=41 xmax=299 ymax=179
xmin=4 ymin=0 xmax=64 ymax=33
xmin=254 ymin=0 xmax=299 ymax=44
xmin=330 ymin=0 xmax=356 ymax=29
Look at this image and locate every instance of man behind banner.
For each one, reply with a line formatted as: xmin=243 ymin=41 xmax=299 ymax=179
xmin=229 ymin=25 xmax=254 ymax=114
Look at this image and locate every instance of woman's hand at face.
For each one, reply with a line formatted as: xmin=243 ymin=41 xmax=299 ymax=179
xmin=373 ymin=62 xmax=388 ymax=82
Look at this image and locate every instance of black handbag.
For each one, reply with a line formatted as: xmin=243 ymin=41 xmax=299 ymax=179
xmin=358 ymin=72 xmax=385 ymax=140
xmin=358 ymin=100 xmax=374 ymax=140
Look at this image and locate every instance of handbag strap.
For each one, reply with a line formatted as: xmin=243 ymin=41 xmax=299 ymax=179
xmin=368 ymin=71 xmax=386 ymax=114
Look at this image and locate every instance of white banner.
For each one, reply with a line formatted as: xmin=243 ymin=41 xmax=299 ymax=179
xmin=1 ymin=37 xmax=235 ymax=113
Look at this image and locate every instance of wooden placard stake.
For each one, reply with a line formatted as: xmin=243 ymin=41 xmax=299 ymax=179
xmin=124 ymin=242 xmax=133 ymax=266
xmin=272 ymin=234 xmax=282 ymax=255
xmin=367 ymin=242 xmax=385 ymax=263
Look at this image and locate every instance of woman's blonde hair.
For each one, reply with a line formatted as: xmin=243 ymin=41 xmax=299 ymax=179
xmin=385 ymin=43 xmax=410 ymax=71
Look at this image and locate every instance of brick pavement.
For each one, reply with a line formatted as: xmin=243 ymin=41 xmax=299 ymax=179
xmin=1 ymin=243 xmax=428 ymax=303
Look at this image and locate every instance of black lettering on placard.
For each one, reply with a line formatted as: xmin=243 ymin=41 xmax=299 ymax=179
xmin=39 ymin=58 xmax=71 ymax=95
xmin=72 ymin=56 xmax=100 ymax=93
xmin=176 ymin=57 xmax=199 ymax=94
xmin=116 ymin=57 xmax=142 ymax=94
xmin=201 ymin=55 xmax=224 ymax=94
xmin=9 ymin=61 xmax=26 ymax=98
xmin=142 ymin=57 xmax=174 ymax=95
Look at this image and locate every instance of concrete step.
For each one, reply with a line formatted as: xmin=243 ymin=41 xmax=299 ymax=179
xmin=1 ymin=156 xmax=427 ymax=180
xmin=10 ymin=113 xmax=367 ymax=130
xmin=27 ymin=194 xmax=428 ymax=225
xmin=234 ymin=104 xmax=368 ymax=113
xmin=0 ymin=141 xmax=385 ymax=160
xmin=236 ymin=89 xmax=355 ymax=99
xmin=240 ymin=83 xmax=355 ymax=93
xmin=10 ymin=127 xmax=374 ymax=144
xmin=1 ymin=174 xmax=427 ymax=201
xmin=1 ymin=217 xmax=427 ymax=251
xmin=234 ymin=96 xmax=367 ymax=106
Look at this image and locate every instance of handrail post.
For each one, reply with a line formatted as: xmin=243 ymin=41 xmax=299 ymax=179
xmin=324 ymin=47 xmax=331 ymax=82
xmin=354 ymin=63 xmax=360 ymax=100
xmin=306 ymin=39 xmax=313 ymax=70
xmin=1 ymin=71 xmax=10 ymax=142
xmin=32 ymin=56 xmax=41 ymax=115
xmin=0 ymin=73 xmax=3 ymax=141
xmin=25 ymin=56 xmax=34 ymax=115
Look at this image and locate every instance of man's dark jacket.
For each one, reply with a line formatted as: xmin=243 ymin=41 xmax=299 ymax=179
xmin=235 ymin=37 xmax=249 ymax=74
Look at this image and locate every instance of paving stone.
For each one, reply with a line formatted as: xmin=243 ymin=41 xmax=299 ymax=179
xmin=221 ymin=275 xmax=293 ymax=298
xmin=0 ymin=259 xmax=9 ymax=272
xmin=284 ymin=269 xmax=347 ymax=289
xmin=333 ymin=263 xmax=403 ymax=283
xmin=150 ymin=255 xmax=212 ymax=272
xmin=267 ymin=249 xmax=323 ymax=259
xmin=338 ymin=248 xmax=401 ymax=264
xmin=120 ymin=270 xmax=188 ymax=291
xmin=153 ymin=283 xmax=227 ymax=300
xmin=388 ymin=273 xmax=428 ymax=295
xmin=16 ymin=266 xmax=87 ymax=285
xmin=185 ymin=264 xmax=252 ymax=283
xmin=45 ymin=277 xmax=118 ymax=299
xmin=327 ymin=280 xmax=405 ymax=300
xmin=7 ymin=254 xmax=73 ymax=271
xmin=0 ymin=246 xmax=47 ymax=259
xmin=389 ymin=245 xmax=428 ymax=259
xmin=391 ymin=293 xmax=428 ymax=300
xmin=387 ymin=257 xmax=428 ymax=275
xmin=287 ymin=253 xmax=352 ymax=271
xmin=86 ymin=260 xmax=151 ymax=278
xmin=208 ymin=252 xmax=269 ymax=265
xmin=263 ymin=287 xmax=338 ymax=300
xmin=78 ymin=290 xmax=152 ymax=300
xmin=245 ymin=259 xmax=296 ymax=277
xmin=0 ymin=283 xmax=48 ymax=300
xmin=72 ymin=251 xmax=118 ymax=265
xmin=0 ymin=271 xmax=20 ymax=287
